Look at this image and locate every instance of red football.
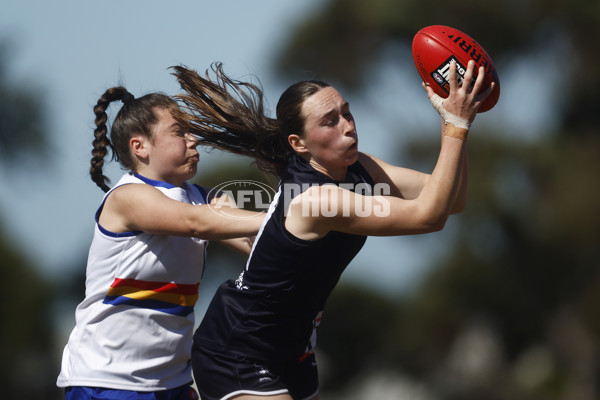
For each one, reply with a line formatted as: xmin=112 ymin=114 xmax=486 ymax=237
xmin=412 ymin=25 xmax=500 ymax=113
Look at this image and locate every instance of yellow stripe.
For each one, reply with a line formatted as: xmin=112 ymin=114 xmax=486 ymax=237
xmin=107 ymin=287 xmax=198 ymax=306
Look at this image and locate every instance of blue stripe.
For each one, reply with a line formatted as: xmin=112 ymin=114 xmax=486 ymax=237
xmin=103 ymin=296 xmax=194 ymax=316
xmin=191 ymin=183 xmax=209 ymax=204
xmin=97 ymin=220 xmax=141 ymax=237
xmin=134 ymin=173 xmax=177 ymax=189
xmin=94 ymin=183 xmax=141 ymax=237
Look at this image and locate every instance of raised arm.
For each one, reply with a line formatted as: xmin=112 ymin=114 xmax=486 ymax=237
xmin=285 ymin=60 xmax=493 ymax=239
xmin=444 ymin=120 xmax=469 ymax=214
xmin=357 ymin=152 xmax=430 ymax=200
xmin=286 ymin=129 xmax=467 ymax=238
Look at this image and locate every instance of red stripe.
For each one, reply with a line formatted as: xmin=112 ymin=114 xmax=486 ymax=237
xmin=299 ymin=350 xmax=314 ymax=362
xmin=110 ymin=278 xmax=199 ymax=295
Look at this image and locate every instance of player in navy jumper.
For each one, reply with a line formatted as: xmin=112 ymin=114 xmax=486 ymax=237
xmin=172 ymin=60 xmax=495 ymax=400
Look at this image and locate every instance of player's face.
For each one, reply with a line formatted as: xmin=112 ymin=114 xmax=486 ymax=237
xmin=145 ymin=108 xmax=200 ymax=186
xmin=300 ymin=87 xmax=359 ymax=179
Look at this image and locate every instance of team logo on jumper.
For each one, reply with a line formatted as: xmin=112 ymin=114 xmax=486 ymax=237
xmin=208 ymin=180 xmax=276 ymax=219
xmin=431 ymin=56 xmax=468 ymax=94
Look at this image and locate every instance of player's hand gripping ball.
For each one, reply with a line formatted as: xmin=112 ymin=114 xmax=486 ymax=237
xmin=412 ymin=25 xmax=500 ymax=112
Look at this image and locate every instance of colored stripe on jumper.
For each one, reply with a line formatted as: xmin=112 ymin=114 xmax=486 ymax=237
xmin=103 ymin=278 xmax=200 ymax=316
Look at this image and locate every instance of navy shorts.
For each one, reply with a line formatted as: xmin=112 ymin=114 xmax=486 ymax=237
xmin=64 ymin=385 xmax=198 ymax=400
xmin=192 ymin=345 xmax=318 ymax=400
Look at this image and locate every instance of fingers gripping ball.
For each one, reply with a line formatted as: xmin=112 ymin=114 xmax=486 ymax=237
xmin=412 ymin=25 xmax=500 ymax=112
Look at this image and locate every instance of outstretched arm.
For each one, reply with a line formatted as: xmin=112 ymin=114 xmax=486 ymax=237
xmin=218 ymin=237 xmax=255 ymax=256
xmin=285 ymin=60 xmax=493 ymax=239
xmin=98 ymin=184 xmax=265 ymax=240
xmin=359 ymin=61 xmax=492 ymax=212
xmin=286 ymin=129 xmax=467 ymax=239
xmin=209 ymin=192 xmax=258 ymax=255
xmin=444 ymin=120 xmax=468 ymax=214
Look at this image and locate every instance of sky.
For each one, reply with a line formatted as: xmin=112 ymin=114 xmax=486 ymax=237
xmin=0 ymin=0 xmax=562 ymax=300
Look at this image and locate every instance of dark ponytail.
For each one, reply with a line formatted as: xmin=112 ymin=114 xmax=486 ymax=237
xmin=172 ymin=63 xmax=330 ymax=178
xmin=172 ymin=63 xmax=287 ymax=176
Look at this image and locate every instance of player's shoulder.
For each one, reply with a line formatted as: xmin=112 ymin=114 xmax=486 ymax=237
xmin=105 ymin=183 xmax=165 ymax=212
xmin=357 ymin=152 xmax=387 ymax=182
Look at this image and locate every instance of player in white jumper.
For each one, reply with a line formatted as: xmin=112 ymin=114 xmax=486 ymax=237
xmin=56 ymin=88 xmax=264 ymax=400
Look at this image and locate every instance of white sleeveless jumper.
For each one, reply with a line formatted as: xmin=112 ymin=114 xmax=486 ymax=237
xmin=57 ymin=173 xmax=208 ymax=391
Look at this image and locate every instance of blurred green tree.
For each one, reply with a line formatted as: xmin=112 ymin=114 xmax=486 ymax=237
xmin=0 ymin=41 xmax=48 ymax=163
xmin=0 ymin=41 xmax=59 ymax=398
xmin=274 ymin=0 xmax=598 ymax=133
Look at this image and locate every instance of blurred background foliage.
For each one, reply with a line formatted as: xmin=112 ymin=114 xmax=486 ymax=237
xmin=0 ymin=41 xmax=57 ymax=399
xmin=1 ymin=0 xmax=599 ymax=399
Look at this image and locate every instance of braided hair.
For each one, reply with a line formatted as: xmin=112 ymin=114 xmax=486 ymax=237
xmin=90 ymin=87 xmax=180 ymax=192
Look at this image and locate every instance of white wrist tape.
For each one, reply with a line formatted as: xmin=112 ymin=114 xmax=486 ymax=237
xmin=429 ymin=93 xmax=471 ymax=131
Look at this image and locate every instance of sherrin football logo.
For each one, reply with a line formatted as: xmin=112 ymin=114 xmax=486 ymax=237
xmin=430 ymin=56 xmax=467 ymax=94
